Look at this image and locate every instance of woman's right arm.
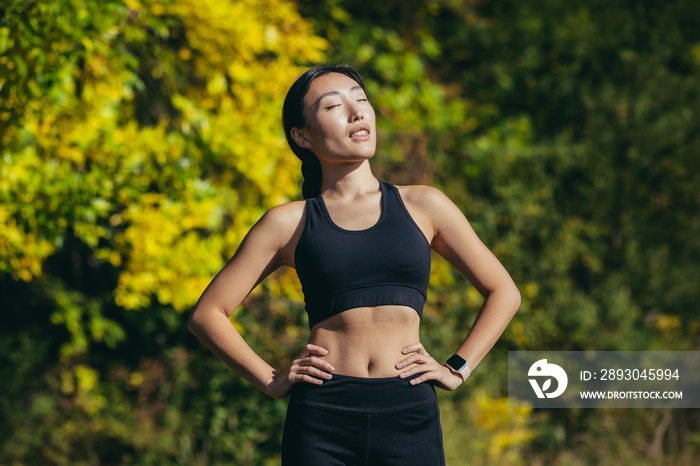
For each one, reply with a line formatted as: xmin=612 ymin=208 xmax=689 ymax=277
xmin=188 ymin=202 xmax=334 ymax=399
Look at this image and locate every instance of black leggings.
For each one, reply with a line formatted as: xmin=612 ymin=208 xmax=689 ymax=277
xmin=281 ymin=374 xmax=445 ymax=466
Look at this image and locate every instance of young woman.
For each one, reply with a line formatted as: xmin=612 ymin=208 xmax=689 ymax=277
xmin=188 ymin=64 xmax=521 ymax=465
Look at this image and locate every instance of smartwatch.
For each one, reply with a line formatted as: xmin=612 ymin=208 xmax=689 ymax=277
xmin=445 ymin=354 xmax=471 ymax=381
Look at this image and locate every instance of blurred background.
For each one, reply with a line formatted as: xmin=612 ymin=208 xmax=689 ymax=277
xmin=1 ymin=0 xmax=699 ymax=464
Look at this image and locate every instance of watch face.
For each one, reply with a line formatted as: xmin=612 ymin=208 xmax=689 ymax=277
xmin=446 ymin=354 xmax=467 ymax=371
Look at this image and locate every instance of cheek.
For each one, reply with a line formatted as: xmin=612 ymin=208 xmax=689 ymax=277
xmin=368 ymin=106 xmax=377 ymax=120
xmin=314 ymin=117 xmax=344 ymax=140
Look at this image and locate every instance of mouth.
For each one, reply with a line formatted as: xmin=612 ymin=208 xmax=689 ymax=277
xmin=349 ymin=124 xmax=371 ymax=139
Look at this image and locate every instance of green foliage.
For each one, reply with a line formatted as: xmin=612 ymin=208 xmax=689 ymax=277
xmin=2 ymin=0 xmax=323 ymax=463
xmin=2 ymin=0 xmax=699 ymax=464
xmin=301 ymin=0 xmax=700 ymax=463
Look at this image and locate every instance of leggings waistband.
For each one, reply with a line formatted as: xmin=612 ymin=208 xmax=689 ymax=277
xmin=288 ymin=373 xmax=436 ymax=415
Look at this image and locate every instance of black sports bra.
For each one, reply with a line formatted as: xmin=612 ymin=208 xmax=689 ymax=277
xmin=294 ymin=180 xmax=431 ymax=329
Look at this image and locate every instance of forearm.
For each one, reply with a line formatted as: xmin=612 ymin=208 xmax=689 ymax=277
xmin=454 ymin=285 xmax=521 ymax=372
xmin=188 ymin=307 xmax=292 ymax=398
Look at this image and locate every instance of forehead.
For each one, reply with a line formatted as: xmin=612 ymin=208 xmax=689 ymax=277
xmin=304 ymin=73 xmax=362 ymax=106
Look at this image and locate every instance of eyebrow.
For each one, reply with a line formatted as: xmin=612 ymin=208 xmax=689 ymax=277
xmin=312 ymin=85 xmax=364 ymax=108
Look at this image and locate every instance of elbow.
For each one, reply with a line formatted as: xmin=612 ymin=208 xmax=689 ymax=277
xmin=504 ymin=277 xmax=521 ymax=313
xmin=187 ymin=304 xmax=229 ymax=336
xmin=482 ymin=281 xmax=520 ymax=317
xmin=494 ymin=281 xmax=521 ymax=316
xmin=187 ymin=309 xmax=202 ymax=335
xmin=511 ymin=285 xmax=522 ymax=315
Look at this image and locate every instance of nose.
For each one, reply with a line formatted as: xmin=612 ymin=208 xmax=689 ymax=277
xmin=347 ymin=99 xmax=365 ymax=121
xmin=350 ymin=110 xmax=363 ymax=122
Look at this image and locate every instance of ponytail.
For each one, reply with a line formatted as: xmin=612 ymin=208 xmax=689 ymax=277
xmin=300 ymin=154 xmax=323 ymax=199
xmin=282 ymin=64 xmax=366 ymax=199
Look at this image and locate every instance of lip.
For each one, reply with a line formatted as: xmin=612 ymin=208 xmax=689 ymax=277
xmin=349 ymin=124 xmax=371 ymax=140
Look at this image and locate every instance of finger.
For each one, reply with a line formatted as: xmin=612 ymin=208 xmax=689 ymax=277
xmin=404 ymin=368 xmax=441 ymax=385
xmin=295 ymin=365 xmax=333 ymax=380
xmin=408 ymin=373 xmax=430 ymax=385
xmin=298 ymin=373 xmax=326 ymax=385
xmin=401 ymin=343 xmax=425 ymax=355
xmin=397 ymin=350 xmax=438 ymax=368
xmin=395 ymin=354 xmax=428 ymax=369
xmin=299 ymin=357 xmax=335 ymax=372
xmin=399 ymin=361 xmax=440 ymax=379
xmin=303 ymin=343 xmax=329 ymax=357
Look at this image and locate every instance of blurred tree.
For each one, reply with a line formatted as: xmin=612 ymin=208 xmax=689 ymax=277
xmin=298 ymin=0 xmax=700 ymax=463
xmin=429 ymin=0 xmax=700 ymax=353
xmin=2 ymin=0 xmax=699 ymax=464
xmin=1 ymin=0 xmax=324 ymax=463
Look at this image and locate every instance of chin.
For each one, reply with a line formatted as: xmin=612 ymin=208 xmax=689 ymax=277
xmin=356 ymin=150 xmax=376 ymax=161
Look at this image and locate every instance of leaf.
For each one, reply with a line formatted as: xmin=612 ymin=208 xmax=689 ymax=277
xmin=542 ymin=378 xmax=552 ymax=392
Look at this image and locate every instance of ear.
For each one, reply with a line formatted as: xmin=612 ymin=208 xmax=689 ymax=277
xmin=291 ymin=128 xmax=312 ymax=149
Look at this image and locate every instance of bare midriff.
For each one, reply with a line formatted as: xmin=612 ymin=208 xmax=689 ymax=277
xmin=307 ymin=305 xmax=421 ymax=378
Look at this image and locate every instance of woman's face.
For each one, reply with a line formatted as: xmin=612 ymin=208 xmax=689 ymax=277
xmin=293 ymin=72 xmax=377 ymax=164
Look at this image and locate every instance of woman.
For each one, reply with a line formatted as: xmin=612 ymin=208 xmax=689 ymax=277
xmin=188 ymin=64 xmax=521 ymax=465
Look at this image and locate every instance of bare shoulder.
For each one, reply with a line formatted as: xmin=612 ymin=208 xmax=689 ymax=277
xmin=253 ymin=200 xmax=306 ymax=245
xmin=259 ymin=199 xmax=306 ymax=230
xmin=393 ymin=184 xmax=462 ymax=245
xmin=251 ymin=200 xmax=306 ymax=268
xmin=395 ymin=184 xmax=458 ymax=215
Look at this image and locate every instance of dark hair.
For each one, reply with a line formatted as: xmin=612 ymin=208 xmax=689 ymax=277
xmin=282 ymin=64 xmax=366 ymax=199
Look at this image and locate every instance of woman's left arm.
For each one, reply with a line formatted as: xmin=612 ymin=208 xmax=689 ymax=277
xmin=396 ymin=186 xmax=521 ymax=390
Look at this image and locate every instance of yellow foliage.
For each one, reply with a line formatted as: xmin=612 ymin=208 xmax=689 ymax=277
xmin=129 ymin=371 xmax=145 ymax=388
xmin=466 ymin=285 xmax=483 ymax=308
xmin=472 ymin=391 xmax=535 ymax=460
xmin=0 ymin=200 xmax=55 ymax=282
xmin=105 ymin=0 xmax=327 ymax=311
xmin=522 ymin=281 xmax=539 ymax=299
xmin=59 ymin=364 xmax=105 ymax=414
xmin=430 ymin=251 xmax=455 ymax=287
xmin=114 ymin=189 xmax=227 ymax=311
xmin=2 ymin=0 xmax=328 ymax=314
xmin=442 ymin=390 xmax=534 ymax=465
xmin=266 ymin=267 xmax=305 ymax=305
xmin=654 ymin=314 xmax=681 ymax=332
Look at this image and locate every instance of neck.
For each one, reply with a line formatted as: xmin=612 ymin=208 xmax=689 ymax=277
xmin=320 ymin=160 xmax=379 ymax=199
